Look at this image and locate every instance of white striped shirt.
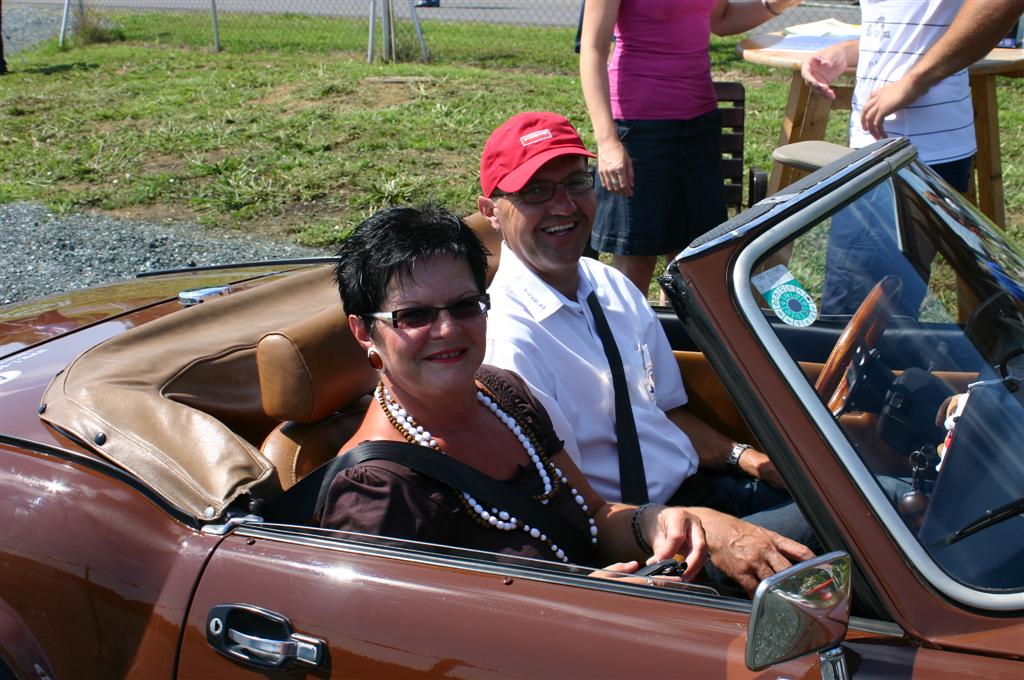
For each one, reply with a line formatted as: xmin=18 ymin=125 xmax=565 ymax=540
xmin=851 ymin=0 xmax=976 ymax=165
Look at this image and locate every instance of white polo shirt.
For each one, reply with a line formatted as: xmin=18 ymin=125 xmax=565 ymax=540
xmin=484 ymin=243 xmax=698 ymax=504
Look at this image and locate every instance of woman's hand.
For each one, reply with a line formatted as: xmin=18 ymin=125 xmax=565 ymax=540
xmin=589 ymin=560 xmax=685 ymax=587
xmin=597 ymin=138 xmax=634 ymax=197
xmin=640 ymin=505 xmax=707 ymax=580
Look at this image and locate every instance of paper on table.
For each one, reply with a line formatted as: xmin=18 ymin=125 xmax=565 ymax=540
xmin=784 ymin=18 xmax=860 ymax=37
xmin=765 ymin=34 xmax=858 ymax=52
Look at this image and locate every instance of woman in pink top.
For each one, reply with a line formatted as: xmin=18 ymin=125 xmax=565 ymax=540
xmin=580 ymin=0 xmax=802 ymax=293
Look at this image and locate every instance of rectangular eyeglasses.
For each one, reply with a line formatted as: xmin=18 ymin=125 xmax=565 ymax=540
xmin=496 ymin=172 xmax=594 ymax=205
xmin=369 ymin=293 xmax=490 ymax=329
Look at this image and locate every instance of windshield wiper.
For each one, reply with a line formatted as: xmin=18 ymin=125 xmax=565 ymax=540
xmin=936 ymin=496 xmax=1024 ymax=547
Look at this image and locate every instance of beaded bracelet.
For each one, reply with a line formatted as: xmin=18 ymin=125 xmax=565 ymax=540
xmin=631 ymin=503 xmax=654 ymax=555
xmin=761 ymin=0 xmax=781 ymax=16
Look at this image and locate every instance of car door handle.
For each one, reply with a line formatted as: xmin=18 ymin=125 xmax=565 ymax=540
xmin=227 ymin=627 xmax=323 ymax=666
xmin=207 ymin=603 xmax=325 ymax=670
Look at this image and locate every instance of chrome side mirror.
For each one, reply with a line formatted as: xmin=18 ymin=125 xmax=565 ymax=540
xmin=746 ymin=551 xmax=851 ymax=678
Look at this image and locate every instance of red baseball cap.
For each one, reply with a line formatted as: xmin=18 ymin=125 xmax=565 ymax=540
xmin=480 ymin=112 xmax=595 ymax=198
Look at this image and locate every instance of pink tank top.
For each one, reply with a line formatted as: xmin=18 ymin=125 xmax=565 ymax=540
xmin=609 ymin=0 xmax=718 ymax=121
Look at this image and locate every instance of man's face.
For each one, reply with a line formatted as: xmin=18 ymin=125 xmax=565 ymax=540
xmin=479 ymin=155 xmax=595 ymax=294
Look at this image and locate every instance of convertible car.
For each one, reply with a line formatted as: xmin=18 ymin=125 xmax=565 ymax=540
xmin=1 ymin=138 xmax=1022 ymax=678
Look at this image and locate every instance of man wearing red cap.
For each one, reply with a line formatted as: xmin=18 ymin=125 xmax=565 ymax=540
xmin=479 ymin=112 xmax=815 ymax=594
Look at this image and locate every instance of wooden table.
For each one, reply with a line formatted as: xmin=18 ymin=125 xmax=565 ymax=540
xmin=738 ymin=33 xmax=1024 ymax=227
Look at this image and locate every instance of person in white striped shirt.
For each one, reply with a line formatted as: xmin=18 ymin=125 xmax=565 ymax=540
xmin=800 ymin=0 xmax=1023 ymax=315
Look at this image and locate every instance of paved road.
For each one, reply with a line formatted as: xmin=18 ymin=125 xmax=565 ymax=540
xmin=8 ymin=0 xmax=858 ymax=30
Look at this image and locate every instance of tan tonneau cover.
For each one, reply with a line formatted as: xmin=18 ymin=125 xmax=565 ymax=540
xmin=40 ymin=266 xmax=342 ymax=519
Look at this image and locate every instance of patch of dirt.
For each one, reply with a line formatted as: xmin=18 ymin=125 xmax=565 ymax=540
xmin=717 ymin=69 xmax=770 ymax=90
xmin=95 ymin=120 xmax=122 ymax=134
xmin=356 ymin=79 xmax=424 ymax=109
xmin=260 ymin=197 xmax=349 ymax=237
xmin=139 ymin=153 xmax=187 ymax=175
xmin=105 ymin=203 xmax=202 ymax=225
xmin=360 ymin=76 xmax=433 ymax=84
xmin=251 ymin=84 xmax=299 ymax=107
xmin=197 ymin=149 xmax=231 ymax=166
xmin=248 ymin=78 xmax=427 ymax=117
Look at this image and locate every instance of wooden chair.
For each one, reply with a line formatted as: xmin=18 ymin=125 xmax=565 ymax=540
xmin=714 ymin=81 xmax=768 ymax=211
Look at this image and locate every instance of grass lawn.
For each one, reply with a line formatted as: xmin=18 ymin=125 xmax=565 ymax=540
xmin=2 ymin=10 xmax=1023 ymax=253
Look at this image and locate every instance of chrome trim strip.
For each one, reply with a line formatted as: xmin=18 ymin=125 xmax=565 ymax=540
xmin=236 ymin=524 xmax=746 ymax=612
xmin=731 ymin=156 xmax=1024 ymax=612
xmin=235 ymin=524 xmax=902 ymax=635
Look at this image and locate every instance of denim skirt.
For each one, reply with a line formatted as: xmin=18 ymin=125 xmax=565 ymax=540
xmin=592 ymin=111 xmax=728 ymax=256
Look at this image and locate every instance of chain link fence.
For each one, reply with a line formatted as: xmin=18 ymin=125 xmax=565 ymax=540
xmin=6 ymin=0 xmax=860 ymax=66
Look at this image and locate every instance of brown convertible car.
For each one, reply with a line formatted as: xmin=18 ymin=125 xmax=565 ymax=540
xmin=1 ymin=138 xmax=1022 ymax=678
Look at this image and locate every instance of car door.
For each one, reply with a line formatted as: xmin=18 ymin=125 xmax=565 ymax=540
xmin=177 ymin=522 xmax=816 ymax=679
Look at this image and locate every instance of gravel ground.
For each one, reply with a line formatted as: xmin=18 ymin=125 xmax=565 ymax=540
xmin=1 ymin=202 xmax=331 ymax=305
xmin=2 ymin=3 xmax=66 ymax=62
xmin=2 ymin=5 xmax=329 ymax=306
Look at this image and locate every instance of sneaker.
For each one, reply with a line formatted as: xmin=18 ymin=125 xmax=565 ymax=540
xmin=415 ymin=0 xmax=440 ymax=6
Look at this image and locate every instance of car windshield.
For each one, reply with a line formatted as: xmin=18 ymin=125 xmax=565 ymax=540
xmin=748 ymin=161 xmax=1024 ymax=594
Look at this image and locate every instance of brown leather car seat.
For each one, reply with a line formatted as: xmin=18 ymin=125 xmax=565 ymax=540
xmin=256 ymin=306 xmax=377 ymax=490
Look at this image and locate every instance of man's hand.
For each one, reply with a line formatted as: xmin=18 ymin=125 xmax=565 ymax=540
xmin=801 ymin=43 xmax=852 ymax=100
xmin=860 ymin=76 xmax=928 ymax=140
xmin=641 ymin=505 xmax=708 ymax=581
xmin=738 ymin=449 xmax=787 ymax=490
xmin=693 ymin=508 xmax=814 ymax=596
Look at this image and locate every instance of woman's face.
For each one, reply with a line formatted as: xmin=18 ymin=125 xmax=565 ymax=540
xmin=365 ymin=254 xmax=486 ymax=407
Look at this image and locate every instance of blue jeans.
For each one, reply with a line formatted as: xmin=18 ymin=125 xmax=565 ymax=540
xmin=821 ymin=156 xmax=973 ymax=316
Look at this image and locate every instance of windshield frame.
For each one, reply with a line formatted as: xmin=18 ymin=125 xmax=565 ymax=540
xmin=731 ymin=146 xmax=1024 ymax=613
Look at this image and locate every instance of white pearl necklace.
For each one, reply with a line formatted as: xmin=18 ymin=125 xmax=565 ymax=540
xmin=376 ymin=382 xmax=599 ymax=563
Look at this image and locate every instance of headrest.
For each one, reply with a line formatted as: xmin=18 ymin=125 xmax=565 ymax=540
xmin=464 ymin=211 xmax=501 ymax=285
xmin=257 ymin=306 xmax=377 ymax=423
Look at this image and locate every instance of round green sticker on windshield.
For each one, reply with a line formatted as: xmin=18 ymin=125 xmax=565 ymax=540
xmin=770 ymin=284 xmax=817 ymax=327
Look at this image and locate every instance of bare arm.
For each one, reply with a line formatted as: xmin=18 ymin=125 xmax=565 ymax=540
xmin=578 ymin=0 xmax=634 ymax=196
xmin=562 ymin=442 xmax=810 ymax=594
xmin=800 ymin=38 xmax=859 ymax=100
xmin=710 ymin=0 xmax=804 ymax=37
xmin=861 ymin=0 xmax=1024 ymax=138
xmin=897 ymin=0 xmax=1022 ymax=92
xmin=665 ymin=405 xmax=785 ymax=488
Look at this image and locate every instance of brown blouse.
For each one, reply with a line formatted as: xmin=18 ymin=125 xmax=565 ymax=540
xmin=319 ymin=366 xmax=597 ymax=565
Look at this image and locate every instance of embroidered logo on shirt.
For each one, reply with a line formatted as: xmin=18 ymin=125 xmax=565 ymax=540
xmin=520 ymin=129 xmax=553 ymax=146
xmin=638 ymin=343 xmax=656 ymax=401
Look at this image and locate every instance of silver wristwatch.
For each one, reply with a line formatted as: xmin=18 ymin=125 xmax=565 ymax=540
xmin=727 ymin=443 xmax=752 ymax=467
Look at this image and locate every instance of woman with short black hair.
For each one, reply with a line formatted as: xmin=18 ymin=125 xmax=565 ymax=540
xmin=320 ymin=204 xmax=707 ymax=576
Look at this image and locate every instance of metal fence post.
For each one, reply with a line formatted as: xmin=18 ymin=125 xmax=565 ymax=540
xmin=210 ymin=0 xmax=221 ymax=51
xmin=408 ymin=0 xmax=428 ymax=63
xmin=381 ymin=0 xmax=393 ymax=62
xmin=59 ymin=0 xmax=71 ymax=47
xmin=367 ymin=0 xmax=377 ymax=63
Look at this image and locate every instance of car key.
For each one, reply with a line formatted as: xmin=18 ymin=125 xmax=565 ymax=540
xmin=635 ymin=558 xmax=687 ymax=577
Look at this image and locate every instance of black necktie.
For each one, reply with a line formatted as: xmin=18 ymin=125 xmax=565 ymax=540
xmin=585 ymin=291 xmax=649 ymax=504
